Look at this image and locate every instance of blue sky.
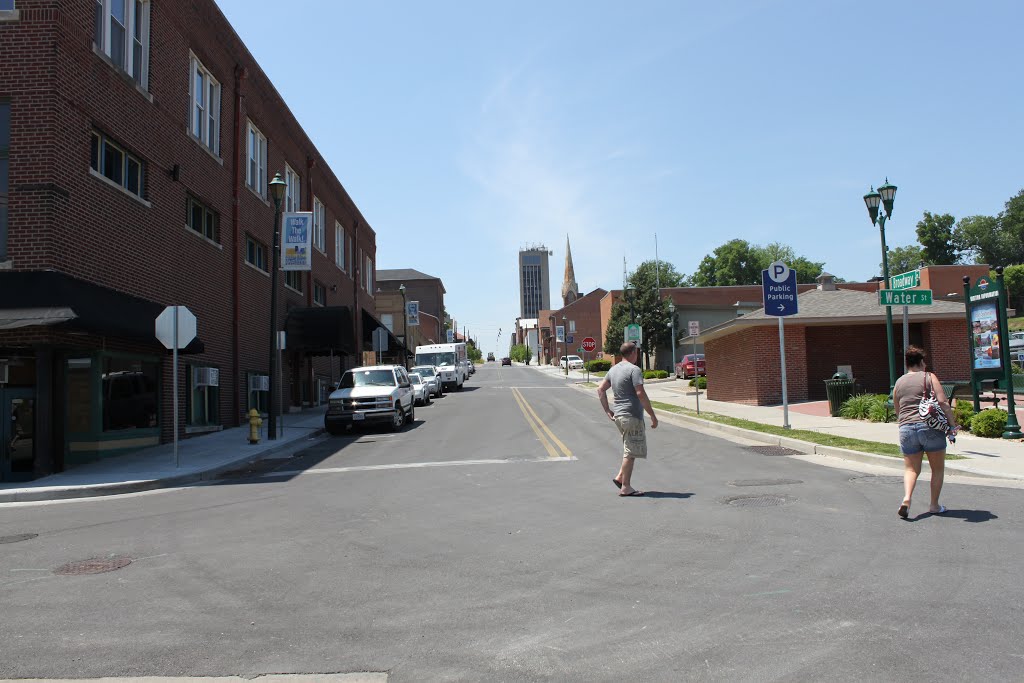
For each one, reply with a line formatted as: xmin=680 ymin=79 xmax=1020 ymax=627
xmin=218 ymin=0 xmax=1023 ymax=355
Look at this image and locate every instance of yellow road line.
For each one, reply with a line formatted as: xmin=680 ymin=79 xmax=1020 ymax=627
xmin=511 ymin=388 xmax=559 ymax=459
xmin=512 ymin=388 xmax=574 ymax=459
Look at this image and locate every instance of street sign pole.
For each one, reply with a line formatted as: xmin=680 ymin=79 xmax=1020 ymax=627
xmin=156 ymin=305 xmax=196 ymax=467
xmin=763 ymin=261 xmax=798 ymax=429
xmin=778 ymin=317 xmax=789 ymax=429
xmin=903 ymin=305 xmax=909 ymax=373
xmin=172 ymin=306 xmax=179 ymax=468
xmin=688 ymin=320 xmax=701 ymax=415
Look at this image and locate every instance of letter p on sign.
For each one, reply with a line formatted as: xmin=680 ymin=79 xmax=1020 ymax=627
xmin=768 ymin=261 xmax=791 ymax=284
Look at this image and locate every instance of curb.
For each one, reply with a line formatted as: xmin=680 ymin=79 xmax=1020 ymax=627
xmin=567 ymin=383 xmax=1023 ymax=483
xmin=0 ymin=428 xmax=326 ymax=504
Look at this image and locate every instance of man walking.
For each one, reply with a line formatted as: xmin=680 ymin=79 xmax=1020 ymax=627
xmin=597 ymin=342 xmax=658 ymax=497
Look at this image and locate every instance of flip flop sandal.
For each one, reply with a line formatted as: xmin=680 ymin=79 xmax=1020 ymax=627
xmin=619 ymin=490 xmax=644 ymax=497
xmin=613 ymin=478 xmax=622 ymax=489
xmin=898 ymin=504 xmax=909 ymax=519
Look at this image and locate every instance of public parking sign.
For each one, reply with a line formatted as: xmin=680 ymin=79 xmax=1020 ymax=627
xmin=762 ymin=261 xmax=798 ymax=317
xmin=581 ymin=337 xmax=597 ymax=353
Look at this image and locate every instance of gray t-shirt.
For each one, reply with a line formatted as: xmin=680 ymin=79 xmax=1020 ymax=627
xmin=607 ymin=360 xmax=644 ymax=418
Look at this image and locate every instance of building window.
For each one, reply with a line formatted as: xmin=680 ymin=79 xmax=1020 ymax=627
xmin=187 ymin=365 xmax=220 ymax=427
xmin=94 ymin=0 xmax=149 ymax=89
xmin=312 ymin=196 xmax=325 ymax=252
xmin=284 ymin=165 xmax=300 ymax=212
xmin=90 ymin=130 xmax=145 ymax=198
xmin=284 ymin=270 xmax=303 ymax=293
xmin=334 ymin=221 xmax=345 ymax=271
xmin=569 ymin=320 xmax=576 ymax=333
xmin=248 ymin=372 xmax=269 ymax=414
xmin=186 ymin=195 xmax=218 ymax=241
xmin=189 ymin=54 xmax=220 ymax=155
xmin=245 ymin=234 xmax=268 ymax=272
xmin=365 ymin=256 xmax=373 ymax=293
xmin=313 ymin=280 xmax=327 ymax=306
xmin=102 ymin=356 xmax=158 ymax=432
xmin=0 ymin=101 xmax=8 ymax=261
xmin=348 ymin=235 xmax=353 ymax=275
xmin=246 ymin=122 xmax=267 ymax=197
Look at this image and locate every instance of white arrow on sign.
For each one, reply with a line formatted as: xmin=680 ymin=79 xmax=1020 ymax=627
xmin=155 ymin=306 xmax=197 ymax=350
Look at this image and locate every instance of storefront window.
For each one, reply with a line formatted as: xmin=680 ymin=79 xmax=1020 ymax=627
xmin=102 ymin=357 xmax=158 ymax=431
xmin=67 ymin=358 xmax=93 ymax=433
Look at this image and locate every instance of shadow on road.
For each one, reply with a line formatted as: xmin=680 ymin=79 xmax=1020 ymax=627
xmin=638 ymin=491 xmax=694 ymax=500
xmin=908 ymin=508 xmax=998 ymax=523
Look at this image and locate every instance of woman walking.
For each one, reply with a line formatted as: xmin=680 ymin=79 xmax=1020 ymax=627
xmin=892 ymin=346 xmax=958 ymax=519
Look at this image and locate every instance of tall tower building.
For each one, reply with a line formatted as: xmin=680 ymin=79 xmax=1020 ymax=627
xmin=561 ymin=235 xmax=579 ymax=307
xmin=518 ymin=245 xmax=551 ymax=319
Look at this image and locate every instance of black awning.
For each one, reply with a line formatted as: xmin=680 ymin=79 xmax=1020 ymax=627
xmin=286 ymin=306 xmax=355 ymax=355
xmin=362 ymin=308 xmax=406 ymax=352
xmin=0 ymin=271 xmax=205 ymax=354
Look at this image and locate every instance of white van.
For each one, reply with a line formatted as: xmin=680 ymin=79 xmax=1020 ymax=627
xmin=414 ymin=343 xmax=467 ymax=391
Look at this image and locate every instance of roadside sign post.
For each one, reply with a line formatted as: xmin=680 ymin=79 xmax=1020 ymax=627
xmin=277 ymin=331 xmax=286 ymax=437
xmin=156 ymin=305 xmax=197 ymax=468
xmin=581 ymin=337 xmax=597 ymax=382
xmin=688 ymin=321 xmax=701 ymax=415
xmin=762 ymin=261 xmax=798 ymax=429
xmin=373 ymin=327 xmax=389 ymax=366
xmin=890 ymin=270 xmax=922 ymax=374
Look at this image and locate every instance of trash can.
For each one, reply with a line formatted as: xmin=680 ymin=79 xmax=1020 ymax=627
xmin=824 ymin=372 xmax=855 ymax=417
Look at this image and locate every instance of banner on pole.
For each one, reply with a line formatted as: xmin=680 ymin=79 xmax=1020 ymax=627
xmin=281 ymin=212 xmax=313 ymax=271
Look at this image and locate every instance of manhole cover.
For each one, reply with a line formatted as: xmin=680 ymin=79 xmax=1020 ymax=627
xmin=849 ymin=475 xmax=904 ymax=485
xmin=0 ymin=533 xmax=38 ymax=544
xmin=724 ymin=494 xmax=795 ymax=507
xmin=53 ymin=556 xmax=132 ymax=576
xmin=745 ymin=445 xmax=804 ymax=456
xmin=729 ymin=478 xmax=803 ymax=487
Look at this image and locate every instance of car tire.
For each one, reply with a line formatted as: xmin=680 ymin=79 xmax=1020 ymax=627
xmin=326 ymin=425 xmax=342 ymax=436
xmin=407 ymin=403 xmax=415 ymax=424
xmin=425 ymin=394 xmax=431 ymax=406
xmin=389 ymin=407 xmax=404 ymax=432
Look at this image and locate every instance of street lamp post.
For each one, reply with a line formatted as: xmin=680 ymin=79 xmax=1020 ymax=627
xmin=668 ymin=301 xmax=677 ymax=378
xmin=548 ymin=314 xmax=555 ymax=365
xmin=624 ymin=287 xmax=636 ymax=323
xmin=267 ymin=172 xmax=288 ymax=440
xmin=399 ymin=283 xmax=407 ymax=368
xmin=864 ymin=179 xmax=898 ymax=394
xmin=562 ymin=315 xmax=568 ymax=376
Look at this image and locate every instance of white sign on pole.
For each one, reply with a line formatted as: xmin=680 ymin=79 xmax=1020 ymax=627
xmin=447 ymin=328 xmax=455 ymax=343
xmin=155 ymin=306 xmax=197 ymax=469
xmin=281 ymin=212 xmax=313 ymax=271
xmin=624 ymin=324 xmax=642 ymax=344
xmin=372 ymin=327 xmax=389 ymax=352
xmin=688 ymin=321 xmax=700 ymax=337
xmin=555 ymin=325 xmax=565 ymax=343
xmin=407 ymin=301 xmax=420 ymax=326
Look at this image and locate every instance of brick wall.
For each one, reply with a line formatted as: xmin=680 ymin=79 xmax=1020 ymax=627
xmin=0 ymin=0 xmax=378 ymax=438
xmin=922 ymin=319 xmax=972 ymax=381
xmin=706 ymin=325 xmax=808 ymax=405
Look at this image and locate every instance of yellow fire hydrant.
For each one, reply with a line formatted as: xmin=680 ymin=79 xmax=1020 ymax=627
xmin=248 ymin=408 xmax=263 ymax=444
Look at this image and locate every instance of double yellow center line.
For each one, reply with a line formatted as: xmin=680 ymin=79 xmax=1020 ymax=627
xmin=511 ymin=387 xmax=574 ymax=460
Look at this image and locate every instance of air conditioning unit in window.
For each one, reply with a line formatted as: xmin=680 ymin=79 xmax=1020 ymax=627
xmin=249 ymin=375 xmax=270 ymax=392
xmin=193 ymin=367 xmax=220 ymax=387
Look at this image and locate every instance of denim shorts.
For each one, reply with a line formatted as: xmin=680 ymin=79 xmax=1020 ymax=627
xmin=899 ymin=422 xmax=947 ymax=455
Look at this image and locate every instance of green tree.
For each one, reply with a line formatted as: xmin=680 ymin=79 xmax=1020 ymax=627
xmin=953 ymin=189 xmax=1024 ymax=266
xmin=882 ymin=244 xmax=925 ymax=277
xmin=691 ymin=239 xmax=761 ymax=286
xmin=624 ymin=260 xmax=676 ymax=369
xmin=915 ymin=211 xmax=959 ymax=265
xmin=751 ymin=242 xmax=825 ymax=283
xmin=508 ymin=344 xmax=532 ymax=363
xmin=603 ymin=303 xmax=633 ymax=355
xmin=1002 ymin=264 xmax=1024 ymax=313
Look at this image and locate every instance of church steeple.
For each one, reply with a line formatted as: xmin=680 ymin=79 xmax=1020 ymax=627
xmin=561 ymin=235 xmax=579 ymax=307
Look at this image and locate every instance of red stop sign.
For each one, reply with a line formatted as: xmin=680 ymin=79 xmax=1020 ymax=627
xmin=581 ymin=337 xmax=597 ymax=353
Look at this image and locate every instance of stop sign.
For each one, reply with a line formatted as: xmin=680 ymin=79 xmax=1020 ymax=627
xmin=581 ymin=337 xmax=597 ymax=353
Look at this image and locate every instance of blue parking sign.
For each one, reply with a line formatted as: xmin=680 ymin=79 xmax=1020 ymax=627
xmin=762 ymin=261 xmax=798 ymax=317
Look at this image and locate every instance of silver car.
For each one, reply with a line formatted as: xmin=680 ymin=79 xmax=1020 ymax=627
xmin=408 ymin=372 xmax=432 ymax=406
xmin=410 ymin=365 xmax=443 ymax=398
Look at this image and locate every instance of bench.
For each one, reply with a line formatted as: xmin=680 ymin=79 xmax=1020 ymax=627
xmin=942 ymin=380 xmax=1002 ymax=409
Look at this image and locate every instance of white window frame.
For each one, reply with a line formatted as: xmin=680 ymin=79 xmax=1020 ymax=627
xmin=284 ymin=165 xmax=300 ymax=212
xmin=245 ymin=234 xmax=268 ymax=272
xmin=365 ymin=256 xmax=373 ymax=293
xmin=93 ymin=0 xmax=150 ymax=90
xmin=90 ymin=130 xmax=145 ymax=199
xmin=313 ymin=281 xmax=327 ymax=306
xmin=246 ymin=121 xmax=267 ymax=198
xmin=186 ymin=195 xmax=218 ymax=242
xmin=313 ymin=197 xmax=325 ymax=252
xmin=284 ymin=270 xmax=304 ymax=294
xmin=189 ymin=53 xmax=221 ymax=155
xmin=334 ymin=221 xmax=345 ymax=271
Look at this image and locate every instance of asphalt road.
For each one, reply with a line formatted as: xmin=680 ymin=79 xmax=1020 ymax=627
xmin=2 ymin=363 xmax=1024 ymax=682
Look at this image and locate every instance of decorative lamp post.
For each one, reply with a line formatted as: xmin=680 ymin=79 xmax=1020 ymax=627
xmin=624 ymin=287 xmax=636 ymax=323
xmin=864 ymin=179 xmax=898 ymax=394
xmin=399 ymin=283 xmax=408 ymax=367
xmin=548 ymin=314 xmax=555 ymax=365
xmin=668 ymin=301 xmax=677 ymax=378
xmin=562 ymin=315 xmax=568 ymax=376
xmin=267 ymin=172 xmax=288 ymax=440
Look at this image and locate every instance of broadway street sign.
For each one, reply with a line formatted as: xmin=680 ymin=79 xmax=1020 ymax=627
xmin=890 ymin=269 xmax=921 ymax=290
xmin=878 ymin=289 xmax=933 ymax=306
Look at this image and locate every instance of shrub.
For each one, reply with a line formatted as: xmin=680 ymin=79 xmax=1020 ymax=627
xmin=953 ymin=400 xmax=976 ymax=433
xmin=586 ymin=359 xmax=612 ymax=372
xmin=839 ymin=393 xmax=876 ymax=420
xmin=689 ymin=376 xmax=707 ymax=389
xmin=867 ymin=400 xmax=896 ymax=423
xmin=971 ymin=408 xmax=1008 ymax=438
xmin=643 ymin=370 xmax=669 ymax=380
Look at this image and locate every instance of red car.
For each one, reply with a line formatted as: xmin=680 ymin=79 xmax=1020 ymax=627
xmin=501 ymin=357 xmax=512 ymax=366
xmin=675 ymin=354 xmax=706 ymax=379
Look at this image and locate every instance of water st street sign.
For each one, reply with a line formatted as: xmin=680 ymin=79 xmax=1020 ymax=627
xmin=890 ymin=270 xmax=921 ymax=290
xmin=878 ymin=289 xmax=933 ymax=306
xmin=762 ymin=261 xmax=798 ymax=317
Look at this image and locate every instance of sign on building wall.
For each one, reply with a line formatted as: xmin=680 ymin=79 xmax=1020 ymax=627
xmin=281 ymin=212 xmax=313 ymax=271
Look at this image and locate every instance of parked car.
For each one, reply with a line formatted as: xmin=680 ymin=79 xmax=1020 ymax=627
xmin=325 ymin=365 xmax=415 ymax=435
xmin=560 ymin=355 xmax=584 ymax=370
xmin=1010 ymin=331 xmax=1024 ymax=351
xmin=487 ymin=352 xmax=495 ymax=362
xmin=408 ymin=372 xmax=432 ymax=406
xmin=466 ymin=359 xmax=475 ymax=375
xmin=675 ymin=354 xmax=706 ymax=379
xmin=501 ymin=357 xmax=512 ymax=366
xmin=410 ymin=364 xmax=443 ymax=398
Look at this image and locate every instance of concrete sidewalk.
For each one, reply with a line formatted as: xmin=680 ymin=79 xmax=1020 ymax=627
xmin=0 ymin=408 xmax=327 ymax=503
xmin=523 ymin=361 xmax=1024 ymax=481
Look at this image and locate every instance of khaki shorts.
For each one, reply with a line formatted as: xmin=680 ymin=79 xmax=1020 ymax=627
xmin=614 ymin=415 xmax=647 ymax=459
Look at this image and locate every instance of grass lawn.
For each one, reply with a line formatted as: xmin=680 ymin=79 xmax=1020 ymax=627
xmin=650 ymin=401 xmax=967 ymax=459
xmin=580 ymin=382 xmax=599 ymax=388
xmin=1009 ymin=316 xmax=1024 ymax=331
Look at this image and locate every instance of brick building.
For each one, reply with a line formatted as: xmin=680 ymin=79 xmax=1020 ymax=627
xmin=539 ymin=288 xmax=607 ymax=365
xmin=0 ymin=0 xmax=380 ymax=480
xmin=699 ymin=274 xmax=974 ymax=405
xmin=375 ymin=269 xmax=447 ymax=349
